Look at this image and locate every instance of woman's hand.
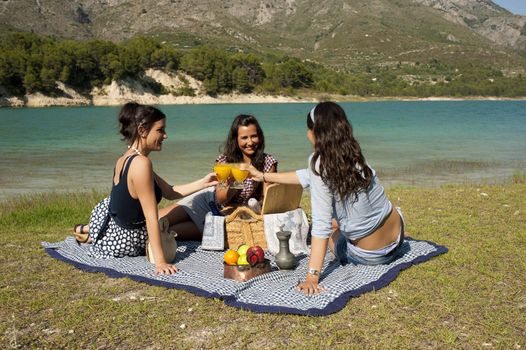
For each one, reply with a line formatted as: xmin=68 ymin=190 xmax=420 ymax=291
xmin=201 ymin=172 xmax=219 ymax=188
xmin=240 ymin=164 xmax=264 ymax=182
xmin=155 ymin=262 xmax=179 ymax=275
xmin=296 ymin=275 xmax=326 ymax=295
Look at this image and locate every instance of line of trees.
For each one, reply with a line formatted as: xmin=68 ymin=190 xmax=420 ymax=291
xmin=0 ymin=32 xmax=313 ymax=97
xmin=1 ymin=32 xmax=525 ymax=98
xmin=0 ymin=33 xmax=180 ymax=95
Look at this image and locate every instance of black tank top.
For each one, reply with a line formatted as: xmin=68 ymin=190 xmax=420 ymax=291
xmin=109 ymin=155 xmax=162 ymax=229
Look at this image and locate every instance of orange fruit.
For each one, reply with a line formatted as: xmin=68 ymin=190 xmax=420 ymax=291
xmin=224 ymin=249 xmax=239 ymax=265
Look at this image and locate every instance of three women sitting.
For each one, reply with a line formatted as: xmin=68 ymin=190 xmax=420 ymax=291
xmin=77 ymin=102 xmax=404 ymax=293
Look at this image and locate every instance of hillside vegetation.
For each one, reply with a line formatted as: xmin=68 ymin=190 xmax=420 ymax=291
xmin=1 ymin=0 xmax=526 ymax=73
xmin=1 ymin=32 xmax=526 ymax=99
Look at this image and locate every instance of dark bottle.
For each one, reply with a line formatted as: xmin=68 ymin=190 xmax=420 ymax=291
xmin=275 ymin=225 xmax=295 ymax=270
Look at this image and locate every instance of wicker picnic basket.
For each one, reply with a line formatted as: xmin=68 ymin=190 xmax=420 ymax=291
xmin=224 ymin=206 xmax=267 ymax=250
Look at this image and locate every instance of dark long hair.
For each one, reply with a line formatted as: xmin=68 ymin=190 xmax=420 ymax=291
xmin=118 ymin=102 xmax=166 ymax=145
xmin=222 ymin=114 xmax=266 ymax=171
xmin=308 ymin=102 xmax=372 ymax=201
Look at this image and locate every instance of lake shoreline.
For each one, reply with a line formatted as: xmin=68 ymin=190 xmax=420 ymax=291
xmin=2 ymin=69 xmax=525 ymax=108
xmin=2 ymin=92 xmax=526 ymax=108
xmin=1 ymin=173 xmax=521 ymax=203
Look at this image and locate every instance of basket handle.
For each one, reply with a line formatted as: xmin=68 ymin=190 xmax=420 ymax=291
xmin=225 ymin=206 xmax=262 ymax=223
xmin=241 ymin=221 xmax=255 ymax=246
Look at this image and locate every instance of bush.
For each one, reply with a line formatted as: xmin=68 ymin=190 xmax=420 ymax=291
xmin=1 ymin=32 xmax=525 ymax=97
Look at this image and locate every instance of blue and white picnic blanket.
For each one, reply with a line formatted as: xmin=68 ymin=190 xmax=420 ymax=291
xmin=42 ymin=237 xmax=447 ymax=316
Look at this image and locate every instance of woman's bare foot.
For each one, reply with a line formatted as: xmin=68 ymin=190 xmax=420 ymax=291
xmin=73 ymin=224 xmax=91 ymax=244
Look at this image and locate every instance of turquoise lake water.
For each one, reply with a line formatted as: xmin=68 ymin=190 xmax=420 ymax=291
xmin=0 ymin=101 xmax=525 ymax=200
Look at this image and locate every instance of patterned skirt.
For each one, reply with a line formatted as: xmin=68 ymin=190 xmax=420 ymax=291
xmin=88 ymin=196 xmax=148 ymax=259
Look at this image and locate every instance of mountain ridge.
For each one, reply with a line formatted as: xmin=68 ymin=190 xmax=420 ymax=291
xmin=1 ymin=0 xmax=526 ymax=71
xmin=413 ymin=0 xmax=526 ymax=50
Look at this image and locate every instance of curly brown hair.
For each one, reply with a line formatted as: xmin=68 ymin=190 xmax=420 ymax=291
xmin=221 ymin=114 xmax=266 ymax=171
xmin=308 ymin=101 xmax=372 ymax=201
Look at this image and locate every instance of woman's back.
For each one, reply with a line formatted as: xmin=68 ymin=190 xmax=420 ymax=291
xmin=109 ymin=154 xmax=162 ymax=229
xmin=334 ymin=168 xmax=392 ymax=241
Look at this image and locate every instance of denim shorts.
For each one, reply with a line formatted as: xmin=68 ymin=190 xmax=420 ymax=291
xmin=335 ymin=208 xmax=405 ymax=266
xmin=177 ymin=187 xmax=216 ymax=232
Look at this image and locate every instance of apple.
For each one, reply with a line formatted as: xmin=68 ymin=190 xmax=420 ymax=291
xmin=237 ymin=244 xmax=250 ymax=256
xmin=247 ymin=245 xmax=265 ymax=266
xmin=237 ymin=254 xmax=249 ymax=265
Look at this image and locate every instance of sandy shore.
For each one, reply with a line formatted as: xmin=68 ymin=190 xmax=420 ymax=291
xmin=1 ymin=69 xmax=525 ymax=109
xmin=1 ymin=70 xmax=525 ymax=108
xmin=0 ymin=91 xmax=318 ymax=108
xmin=4 ymin=93 xmax=526 ymax=108
xmin=0 ymin=71 xmax=319 ymax=107
xmin=3 ymin=93 xmax=525 ymax=108
xmin=91 ymin=92 xmax=317 ymax=106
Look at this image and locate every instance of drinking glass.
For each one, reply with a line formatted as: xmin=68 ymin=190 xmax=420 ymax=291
xmin=213 ymin=163 xmax=231 ymax=189
xmin=230 ymin=164 xmax=249 ymax=189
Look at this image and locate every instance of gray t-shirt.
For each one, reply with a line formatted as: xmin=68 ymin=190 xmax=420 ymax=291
xmin=296 ymin=154 xmax=392 ymax=241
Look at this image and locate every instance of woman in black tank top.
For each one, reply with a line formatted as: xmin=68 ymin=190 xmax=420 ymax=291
xmin=73 ymin=103 xmax=217 ymax=275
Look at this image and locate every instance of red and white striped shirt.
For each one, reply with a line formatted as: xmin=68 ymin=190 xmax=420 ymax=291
xmin=216 ymin=153 xmax=278 ymax=204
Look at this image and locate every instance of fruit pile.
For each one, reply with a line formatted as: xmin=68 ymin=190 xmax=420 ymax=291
xmin=224 ymin=244 xmax=265 ymax=266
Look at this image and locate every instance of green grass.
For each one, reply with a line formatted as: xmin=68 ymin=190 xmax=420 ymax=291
xmin=1 ymin=180 xmax=525 ymax=349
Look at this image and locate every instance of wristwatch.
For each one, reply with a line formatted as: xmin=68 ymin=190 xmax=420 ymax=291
xmin=307 ymin=268 xmax=320 ymax=276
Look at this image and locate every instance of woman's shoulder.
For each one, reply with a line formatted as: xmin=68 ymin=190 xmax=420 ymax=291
xmin=128 ymin=155 xmax=153 ymax=174
xmin=263 ymin=153 xmax=278 ymax=171
xmin=263 ymin=153 xmax=278 ymax=163
xmin=115 ymin=154 xmax=151 ymax=170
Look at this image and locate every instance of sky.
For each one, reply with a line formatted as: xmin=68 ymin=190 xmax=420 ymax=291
xmin=492 ymin=0 xmax=526 ymax=15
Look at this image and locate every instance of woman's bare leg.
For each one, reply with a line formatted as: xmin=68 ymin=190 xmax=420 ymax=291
xmin=170 ymin=221 xmax=202 ymax=241
xmin=159 ymin=204 xmax=202 ymax=241
xmin=158 ymin=202 xmax=183 ymax=223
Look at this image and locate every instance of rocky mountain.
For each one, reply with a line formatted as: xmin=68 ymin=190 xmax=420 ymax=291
xmin=1 ymin=0 xmax=525 ymax=71
xmin=413 ymin=0 xmax=526 ymax=50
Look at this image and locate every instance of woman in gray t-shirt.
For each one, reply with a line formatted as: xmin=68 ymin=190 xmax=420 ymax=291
xmin=245 ymin=101 xmax=405 ymax=296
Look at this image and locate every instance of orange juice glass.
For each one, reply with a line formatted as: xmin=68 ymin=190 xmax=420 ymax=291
xmin=230 ymin=164 xmax=249 ymax=189
xmin=213 ymin=163 xmax=231 ymax=188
